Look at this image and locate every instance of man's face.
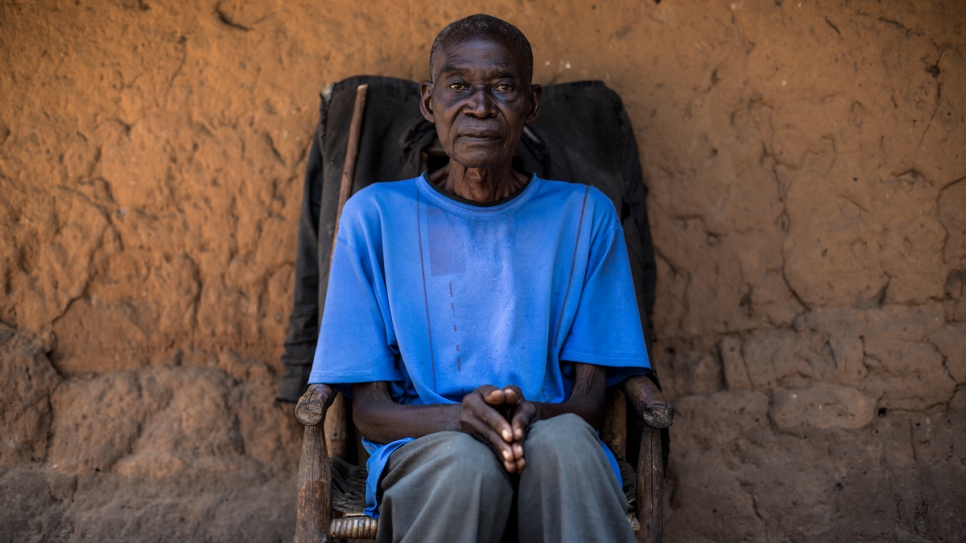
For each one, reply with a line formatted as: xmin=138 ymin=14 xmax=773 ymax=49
xmin=421 ymin=35 xmax=541 ymax=170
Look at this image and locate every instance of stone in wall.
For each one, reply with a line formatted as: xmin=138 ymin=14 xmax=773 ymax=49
xmin=48 ymin=357 xmax=301 ymax=477
xmin=667 ymin=388 xmax=966 ymax=542
xmin=0 ymin=467 xmax=70 ymax=543
xmin=0 ymin=324 xmax=62 ymax=466
xmin=769 ymin=386 xmax=876 ymax=436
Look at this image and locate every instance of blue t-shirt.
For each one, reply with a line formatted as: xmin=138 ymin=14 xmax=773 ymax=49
xmin=309 ymin=173 xmax=650 ymax=516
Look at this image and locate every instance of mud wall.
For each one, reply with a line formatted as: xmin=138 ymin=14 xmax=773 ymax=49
xmin=1 ymin=0 xmax=964 ymax=541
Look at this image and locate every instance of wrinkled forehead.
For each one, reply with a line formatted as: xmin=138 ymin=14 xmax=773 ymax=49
xmin=433 ymin=32 xmax=529 ymax=80
xmin=435 ymin=36 xmax=525 ymax=77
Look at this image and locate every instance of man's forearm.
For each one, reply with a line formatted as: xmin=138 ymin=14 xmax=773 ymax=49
xmin=352 ymin=382 xmax=461 ymax=444
xmin=354 ymin=363 xmax=609 ymax=445
xmin=526 ymin=362 xmax=607 ymax=430
xmin=528 ymin=396 xmax=605 ymax=430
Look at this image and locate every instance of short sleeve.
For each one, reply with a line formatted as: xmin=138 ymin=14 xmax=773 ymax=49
xmin=559 ymin=218 xmax=650 ymax=386
xmin=308 ymin=234 xmax=403 ymax=392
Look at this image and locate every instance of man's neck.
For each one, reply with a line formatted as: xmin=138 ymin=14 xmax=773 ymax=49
xmin=428 ymin=162 xmax=529 ymax=204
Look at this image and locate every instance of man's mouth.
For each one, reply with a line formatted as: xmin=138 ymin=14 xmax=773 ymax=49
xmin=460 ymin=131 xmax=502 ymax=142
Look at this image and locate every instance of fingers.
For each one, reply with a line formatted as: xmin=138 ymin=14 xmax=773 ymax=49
xmin=480 ymin=386 xmax=506 ymax=406
xmin=501 ymin=386 xmax=526 ymax=441
xmin=460 ymin=389 xmax=516 ymax=471
xmin=463 ymin=385 xmax=534 ymax=474
xmin=461 ymin=412 xmax=516 ymax=471
xmin=508 ymin=425 xmax=527 ymax=473
xmin=506 ymin=396 xmax=537 ymax=473
xmin=498 ymin=386 xmax=531 ymax=471
xmin=502 ymin=385 xmax=524 ymax=406
xmin=509 ymin=400 xmax=538 ymax=442
xmin=470 ymin=387 xmax=513 ymax=440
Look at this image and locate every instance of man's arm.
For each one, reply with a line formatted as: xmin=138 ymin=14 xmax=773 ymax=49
xmin=516 ymin=362 xmax=608 ymax=430
xmin=352 ymin=382 xmax=523 ymax=472
xmin=351 ymin=362 xmax=608 ymax=474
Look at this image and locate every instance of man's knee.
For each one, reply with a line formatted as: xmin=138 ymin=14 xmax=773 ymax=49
xmin=517 ymin=415 xmax=633 ymax=543
xmin=387 ymin=431 xmax=512 ymax=498
xmin=426 ymin=432 xmax=509 ymax=481
xmin=378 ymin=432 xmax=514 ymax=543
xmin=524 ymin=413 xmax=600 ymax=464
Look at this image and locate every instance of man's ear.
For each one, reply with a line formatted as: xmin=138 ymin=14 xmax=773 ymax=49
xmin=525 ymin=84 xmax=542 ymax=124
xmin=420 ymin=81 xmax=436 ymax=123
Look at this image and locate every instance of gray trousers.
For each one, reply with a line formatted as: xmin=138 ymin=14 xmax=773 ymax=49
xmin=376 ymin=413 xmax=635 ymax=543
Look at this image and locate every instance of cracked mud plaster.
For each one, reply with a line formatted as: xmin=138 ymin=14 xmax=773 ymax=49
xmin=0 ymin=0 xmax=965 ymax=541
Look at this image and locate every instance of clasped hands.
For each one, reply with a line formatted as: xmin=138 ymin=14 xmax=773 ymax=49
xmin=457 ymin=385 xmax=539 ymax=473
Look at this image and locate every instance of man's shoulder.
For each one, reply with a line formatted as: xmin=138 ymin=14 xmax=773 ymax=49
xmin=534 ymin=178 xmax=617 ymax=217
xmin=341 ymin=178 xmax=419 ymax=218
xmin=351 ymin=177 xmax=419 ymax=204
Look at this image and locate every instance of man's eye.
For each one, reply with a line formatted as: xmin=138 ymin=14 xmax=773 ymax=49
xmin=449 ymin=83 xmax=467 ymax=91
xmin=495 ymin=84 xmax=513 ymax=92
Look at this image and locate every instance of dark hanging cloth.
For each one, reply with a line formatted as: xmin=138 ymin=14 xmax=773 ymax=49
xmin=276 ymin=76 xmax=658 ymax=404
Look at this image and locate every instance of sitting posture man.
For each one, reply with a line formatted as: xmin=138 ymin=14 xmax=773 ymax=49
xmin=308 ymin=14 xmax=649 ymax=543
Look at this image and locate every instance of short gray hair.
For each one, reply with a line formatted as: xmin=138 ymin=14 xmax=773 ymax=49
xmin=429 ymin=14 xmax=533 ymax=84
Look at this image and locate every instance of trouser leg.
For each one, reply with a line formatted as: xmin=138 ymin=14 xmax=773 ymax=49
xmin=517 ymin=413 xmax=635 ymax=543
xmin=376 ymin=431 xmax=513 ymax=543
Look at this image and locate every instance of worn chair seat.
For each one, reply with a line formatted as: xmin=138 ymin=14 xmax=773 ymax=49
xmin=326 ymin=452 xmax=642 ymax=540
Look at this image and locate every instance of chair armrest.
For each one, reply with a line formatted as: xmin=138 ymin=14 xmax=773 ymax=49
xmin=626 ymin=373 xmax=671 ymax=543
xmin=622 ymin=374 xmax=673 ymax=429
xmin=296 ymin=383 xmax=336 ymax=426
xmin=295 ymin=384 xmax=336 ymax=543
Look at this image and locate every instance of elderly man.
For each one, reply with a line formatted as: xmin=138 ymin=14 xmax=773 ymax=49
xmin=308 ymin=14 xmax=649 ymax=543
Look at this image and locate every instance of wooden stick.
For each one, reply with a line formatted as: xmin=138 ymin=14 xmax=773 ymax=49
xmin=324 ymin=83 xmax=368 ymax=461
xmin=296 ymin=85 xmax=369 ymax=542
xmin=330 ymin=83 xmax=368 ymax=265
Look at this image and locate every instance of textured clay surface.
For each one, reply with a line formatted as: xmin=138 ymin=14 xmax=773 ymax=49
xmin=1 ymin=0 xmax=964 ymax=541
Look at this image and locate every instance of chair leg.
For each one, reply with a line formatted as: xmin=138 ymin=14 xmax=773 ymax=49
xmin=636 ymin=424 xmax=663 ymax=543
xmin=296 ymin=424 xmax=333 ymax=543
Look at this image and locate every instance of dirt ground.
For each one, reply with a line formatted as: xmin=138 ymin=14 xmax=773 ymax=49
xmin=1 ymin=0 xmax=964 ymax=541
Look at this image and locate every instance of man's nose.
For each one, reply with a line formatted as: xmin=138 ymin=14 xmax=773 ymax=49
xmin=463 ymin=87 xmax=496 ymax=117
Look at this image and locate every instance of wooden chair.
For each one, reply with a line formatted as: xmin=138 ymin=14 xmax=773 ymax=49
xmin=282 ymin=76 xmax=671 ymax=542
xmin=294 ymin=376 xmax=672 ymax=542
